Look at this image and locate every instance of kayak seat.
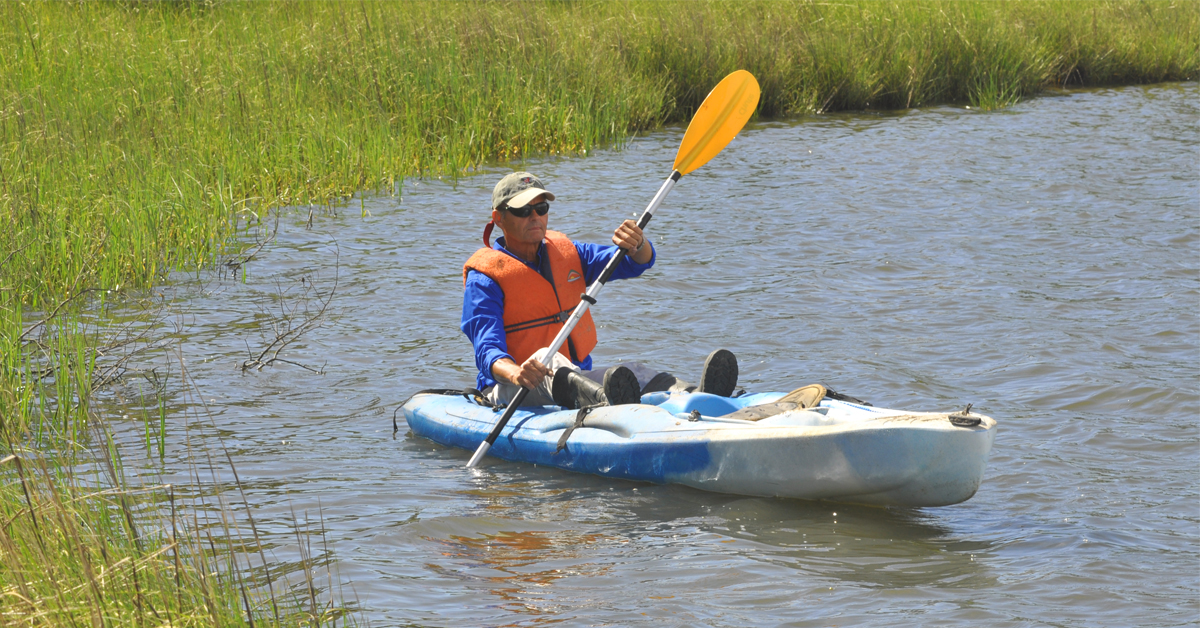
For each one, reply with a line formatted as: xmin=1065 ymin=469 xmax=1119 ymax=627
xmin=723 ymin=384 xmax=827 ymax=421
xmin=653 ymin=392 xmax=745 ymax=418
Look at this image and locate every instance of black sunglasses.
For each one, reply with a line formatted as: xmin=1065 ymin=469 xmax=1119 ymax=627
xmin=503 ymin=201 xmax=550 ymax=218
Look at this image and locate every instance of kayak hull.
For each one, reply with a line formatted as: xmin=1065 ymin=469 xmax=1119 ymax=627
xmin=403 ymin=391 xmax=996 ymax=508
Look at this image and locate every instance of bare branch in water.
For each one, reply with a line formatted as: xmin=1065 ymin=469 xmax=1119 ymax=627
xmin=90 ymin=298 xmax=177 ymax=389
xmin=239 ymin=243 xmax=339 ymax=374
xmin=18 ymin=274 xmax=93 ymax=343
xmin=18 ymin=281 xmax=177 ymax=391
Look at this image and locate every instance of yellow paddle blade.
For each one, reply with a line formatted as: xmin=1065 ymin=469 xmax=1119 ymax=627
xmin=673 ymin=70 xmax=761 ymax=176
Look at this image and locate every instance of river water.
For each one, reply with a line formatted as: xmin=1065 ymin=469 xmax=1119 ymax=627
xmin=111 ymin=83 xmax=1197 ymax=626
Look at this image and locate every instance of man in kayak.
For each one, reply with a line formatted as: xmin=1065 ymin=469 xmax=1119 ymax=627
xmin=462 ymin=171 xmax=739 ymax=409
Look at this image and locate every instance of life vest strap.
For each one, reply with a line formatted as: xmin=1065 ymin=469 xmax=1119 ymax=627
xmin=503 ymin=308 xmax=573 ymax=335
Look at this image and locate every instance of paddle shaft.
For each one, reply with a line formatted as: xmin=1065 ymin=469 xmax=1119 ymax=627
xmin=465 ymin=170 xmax=681 ymax=468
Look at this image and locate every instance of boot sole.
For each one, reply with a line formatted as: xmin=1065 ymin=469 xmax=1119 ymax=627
xmin=698 ymin=349 xmax=738 ymax=397
xmin=603 ymin=366 xmax=642 ymax=406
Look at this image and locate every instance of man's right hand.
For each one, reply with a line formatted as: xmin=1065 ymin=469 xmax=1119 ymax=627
xmin=492 ymin=355 xmax=552 ymax=389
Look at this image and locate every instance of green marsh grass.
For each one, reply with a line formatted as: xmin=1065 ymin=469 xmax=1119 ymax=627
xmin=0 ymin=0 xmax=1196 ymax=624
xmin=0 ymin=449 xmax=353 ymax=626
xmin=2 ymin=324 xmax=354 ymax=625
xmin=1 ymin=1 xmax=1196 ymax=305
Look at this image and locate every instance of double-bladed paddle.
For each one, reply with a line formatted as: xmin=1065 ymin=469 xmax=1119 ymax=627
xmin=466 ymin=70 xmax=762 ymax=468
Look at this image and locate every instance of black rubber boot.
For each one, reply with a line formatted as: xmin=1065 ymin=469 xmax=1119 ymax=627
xmin=552 ymin=366 xmax=641 ymax=410
xmin=697 ymin=349 xmax=738 ymax=397
xmin=552 ymin=368 xmax=599 ymax=409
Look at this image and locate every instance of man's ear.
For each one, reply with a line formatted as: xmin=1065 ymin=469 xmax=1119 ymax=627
xmin=491 ymin=208 xmax=504 ymax=225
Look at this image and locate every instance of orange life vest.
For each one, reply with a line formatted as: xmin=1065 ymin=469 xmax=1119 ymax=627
xmin=463 ymin=231 xmax=598 ymax=365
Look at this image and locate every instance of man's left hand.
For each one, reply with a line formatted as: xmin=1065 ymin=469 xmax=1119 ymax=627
xmin=613 ymin=219 xmax=652 ymax=264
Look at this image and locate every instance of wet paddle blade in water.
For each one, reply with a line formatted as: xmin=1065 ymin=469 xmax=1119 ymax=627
xmin=673 ymin=69 xmax=762 ymax=176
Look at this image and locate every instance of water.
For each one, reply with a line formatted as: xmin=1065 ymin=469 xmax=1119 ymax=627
xmin=109 ymin=83 xmax=1198 ymax=626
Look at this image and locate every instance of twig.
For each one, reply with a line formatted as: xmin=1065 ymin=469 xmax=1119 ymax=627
xmin=239 ymin=244 xmax=339 ymax=373
xmin=1 ymin=241 xmax=32 ymax=270
xmin=223 ymin=211 xmax=280 ymax=273
xmin=91 ymin=338 xmax=175 ymax=389
xmin=271 ymin=359 xmax=324 ymax=374
xmin=18 ymin=277 xmax=94 ymax=342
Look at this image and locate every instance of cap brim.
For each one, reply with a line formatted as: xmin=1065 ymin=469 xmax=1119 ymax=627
xmin=507 ymin=188 xmax=555 ymax=208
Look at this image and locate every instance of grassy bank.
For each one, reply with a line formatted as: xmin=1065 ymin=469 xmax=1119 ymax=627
xmin=1 ymin=1 xmax=1196 ymax=305
xmin=1 ymin=0 xmax=1196 ymax=624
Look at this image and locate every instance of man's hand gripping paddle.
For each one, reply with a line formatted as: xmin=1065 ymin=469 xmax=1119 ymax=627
xmin=466 ymin=70 xmax=761 ymax=468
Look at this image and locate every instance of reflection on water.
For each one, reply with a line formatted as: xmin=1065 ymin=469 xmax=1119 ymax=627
xmin=419 ymin=520 xmax=614 ymax=621
xmin=101 ymin=82 xmax=1198 ymax=626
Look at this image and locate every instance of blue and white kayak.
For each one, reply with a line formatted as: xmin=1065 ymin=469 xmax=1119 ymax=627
xmin=403 ymin=390 xmax=996 ymax=508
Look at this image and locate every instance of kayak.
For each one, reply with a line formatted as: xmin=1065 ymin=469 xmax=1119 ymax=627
xmin=402 ymin=389 xmax=997 ymax=508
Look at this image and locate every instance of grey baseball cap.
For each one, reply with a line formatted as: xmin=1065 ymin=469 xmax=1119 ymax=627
xmin=491 ymin=172 xmax=556 ymax=210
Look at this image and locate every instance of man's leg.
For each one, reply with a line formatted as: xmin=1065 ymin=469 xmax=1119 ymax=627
xmin=619 ymin=349 xmax=740 ymax=397
xmin=579 ymin=361 xmax=661 ymax=391
xmin=484 ymin=348 xmax=580 ymax=407
xmin=552 ymin=364 xmax=641 ymax=409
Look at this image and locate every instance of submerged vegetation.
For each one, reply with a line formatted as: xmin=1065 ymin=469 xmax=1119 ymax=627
xmin=0 ymin=0 xmax=1196 ymax=624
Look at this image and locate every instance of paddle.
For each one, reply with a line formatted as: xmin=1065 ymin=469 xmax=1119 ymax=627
xmin=466 ymin=70 xmax=761 ymax=468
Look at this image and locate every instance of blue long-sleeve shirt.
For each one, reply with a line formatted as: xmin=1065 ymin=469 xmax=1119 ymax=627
xmin=462 ymin=235 xmax=655 ymax=390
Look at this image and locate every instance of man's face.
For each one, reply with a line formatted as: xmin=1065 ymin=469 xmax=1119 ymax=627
xmin=493 ymin=193 xmax=549 ymax=248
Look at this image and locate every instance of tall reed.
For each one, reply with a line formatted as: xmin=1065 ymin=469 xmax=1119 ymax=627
xmin=0 ymin=455 xmax=353 ymax=625
xmin=1 ymin=327 xmax=353 ymax=625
